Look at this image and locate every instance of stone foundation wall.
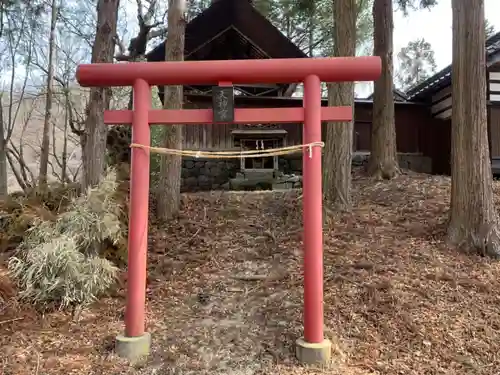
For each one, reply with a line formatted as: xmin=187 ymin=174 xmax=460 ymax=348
xmin=181 ymin=157 xmax=239 ymax=192
xmin=398 ymin=153 xmax=432 ymax=173
xmin=276 ymin=153 xmax=432 ymax=174
xmin=278 ymin=155 xmax=302 ymax=175
xmin=180 ymin=152 xmax=433 ymax=192
xmin=351 ymin=152 xmax=432 ymax=174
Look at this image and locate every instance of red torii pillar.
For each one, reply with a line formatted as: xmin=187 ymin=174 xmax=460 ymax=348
xmin=76 ymin=57 xmax=381 ymax=364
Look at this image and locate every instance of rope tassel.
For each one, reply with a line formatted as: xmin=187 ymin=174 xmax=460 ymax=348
xmin=129 ymin=142 xmax=325 ymax=159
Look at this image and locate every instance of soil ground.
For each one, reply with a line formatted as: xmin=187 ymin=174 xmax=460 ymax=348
xmin=2 ymin=170 xmax=500 ymax=375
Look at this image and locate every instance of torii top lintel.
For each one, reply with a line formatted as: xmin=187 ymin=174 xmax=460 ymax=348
xmin=76 ymin=57 xmax=381 ymax=87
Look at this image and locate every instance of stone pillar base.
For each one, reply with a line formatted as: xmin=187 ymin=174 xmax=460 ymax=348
xmin=295 ymin=337 xmax=332 ymax=365
xmin=115 ymin=332 xmax=151 ymax=361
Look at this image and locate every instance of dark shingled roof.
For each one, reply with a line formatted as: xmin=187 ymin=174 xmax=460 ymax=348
xmin=405 ymin=31 xmax=500 ymax=101
xmin=146 ymin=0 xmax=307 ymax=101
xmin=146 ymin=0 xmax=307 ymax=62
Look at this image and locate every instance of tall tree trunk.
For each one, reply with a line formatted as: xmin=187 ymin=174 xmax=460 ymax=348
xmin=61 ymin=87 xmax=70 ymax=183
xmin=322 ymin=0 xmax=356 ymax=210
xmin=38 ymin=0 xmax=57 ymax=188
xmin=0 ymin=7 xmax=6 ymax=198
xmin=156 ymin=0 xmax=185 ymax=220
xmin=448 ymin=0 xmax=500 ymax=257
xmin=0 ymin=103 xmax=7 ymax=198
xmin=81 ymin=0 xmax=119 ymax=189
xmin=368 ymin=0 xmax=399 ymax=179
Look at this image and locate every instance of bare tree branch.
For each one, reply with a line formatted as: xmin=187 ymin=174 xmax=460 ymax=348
xmin=115 ymin=0 xmax=165 ymax=61
xmin=6 ymin=149 xmax=29 ymax=192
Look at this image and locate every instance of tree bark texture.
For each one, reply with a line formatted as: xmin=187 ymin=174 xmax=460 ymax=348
xmin=369 ymin=0 xmax=399 ymax=179
xmin=156 ymin=0 xmax=186 ymax=221
xmin=38 ymin=0 xmax=57 ymax=188
xmin=81 ymin=0 xmax=119 ymax=189
xmin=322 ymin=0 xmax=356 ymax=210
xmin=0 ymin=103 xmax=7 ymax=198
xmin=448 ymin=0 xmax=500 ymax=257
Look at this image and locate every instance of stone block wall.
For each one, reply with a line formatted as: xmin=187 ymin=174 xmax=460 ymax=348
xmin=398 ymin=153 xmax=432 ymax=173
xmin=277 ymin=153 xmax=432 ymax=175
xmin=181 ymin=157 xmax=239 ymax=192
xmin=179 ymin=152 xmax=433 ymax=192
xmin=278 ymin=155 xmax=302 ymax=175
xmin=351 ymin=152 xmax=432 ymax=174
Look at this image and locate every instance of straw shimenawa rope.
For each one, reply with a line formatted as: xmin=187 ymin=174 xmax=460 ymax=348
xmin=129 ymin=141 xmax=325 ymax=159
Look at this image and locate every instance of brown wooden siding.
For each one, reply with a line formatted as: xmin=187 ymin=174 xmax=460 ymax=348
xmin=183 ymin=95 xmax=432 ymax=152
xmin=182 ymin=93 xmax=451 ymax=174
xmin=428 ymin=120 xmax=451 ymax=175
xmin=183 ymin=98 xmax=303 ymax=149
xmin=183 ymin=101 xmax=236 ymax=150
xmin=354 ymin=102 xmax=425 ymax=153
xmin=490 ymin=105 xmax=500 ymax=157
xmin=353 ymin=122 xmax=371 ymax=151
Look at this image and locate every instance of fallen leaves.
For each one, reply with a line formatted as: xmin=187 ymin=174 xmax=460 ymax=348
xmin=2 ymin=170 xmax=500 ymax=375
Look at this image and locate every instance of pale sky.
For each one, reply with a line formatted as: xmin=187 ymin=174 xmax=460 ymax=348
xmin=122 ymin=1 xmax=500 ymax=98
xmin=394 ymin=0 xmax=500 ymax=71
xmin=3 ymin=1 xmax=499 ymax=95
xmin=354 ymin=0 xmax=500 ymax=97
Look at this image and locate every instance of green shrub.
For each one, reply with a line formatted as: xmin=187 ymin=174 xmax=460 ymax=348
xmin=8 ymin=169 xmax=124 ymax=310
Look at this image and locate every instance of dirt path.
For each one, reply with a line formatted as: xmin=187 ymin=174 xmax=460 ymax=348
xmin=143 ymin=191 xmax=312 ymax=374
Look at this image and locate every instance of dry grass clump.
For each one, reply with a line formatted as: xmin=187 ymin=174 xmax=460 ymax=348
xmin=0 ymin=183 xmax=81 ymax=253
xmin=0 ymin=266 xmax=15 ymax=308
xmin=7 ymin=170 xmax=124 ymax=311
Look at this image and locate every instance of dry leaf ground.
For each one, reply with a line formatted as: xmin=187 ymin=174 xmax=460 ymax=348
xmin=2 ymin=170 xmax=500 ymax=375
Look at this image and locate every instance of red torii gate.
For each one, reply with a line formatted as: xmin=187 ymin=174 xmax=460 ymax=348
xmin=76 ymin=57 xmax=380 ymax=364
